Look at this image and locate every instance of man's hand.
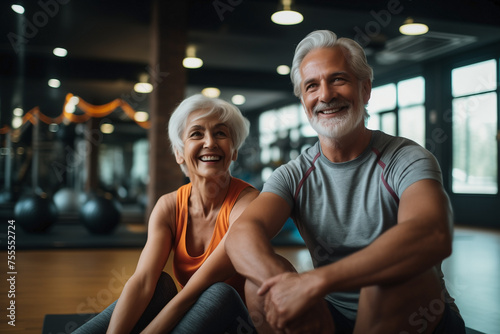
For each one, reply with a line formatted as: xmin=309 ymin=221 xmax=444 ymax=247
xmin=258 ymin=272 xmax=334 ymax=333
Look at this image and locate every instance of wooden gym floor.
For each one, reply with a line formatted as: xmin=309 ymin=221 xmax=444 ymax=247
xmin=1 ymin=226 xmax=498 ymax=334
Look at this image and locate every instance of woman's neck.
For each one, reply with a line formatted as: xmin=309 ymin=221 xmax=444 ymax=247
xmin=189 ymin=173 xmax=232 ymax=218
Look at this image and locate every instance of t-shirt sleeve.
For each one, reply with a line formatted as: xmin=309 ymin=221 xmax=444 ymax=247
xmin=261 ymin=164 xmax=296 ymax=209
xmin=385 ymin=144 xmax=443 ymax=197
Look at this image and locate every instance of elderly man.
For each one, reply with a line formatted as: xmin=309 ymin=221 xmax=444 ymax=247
xmin=225 ymin=30 xmax=465 ymax=333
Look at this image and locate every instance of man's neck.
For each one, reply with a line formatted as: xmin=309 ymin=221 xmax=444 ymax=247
xmin=319 ymin=126 xmax=372 ymax=163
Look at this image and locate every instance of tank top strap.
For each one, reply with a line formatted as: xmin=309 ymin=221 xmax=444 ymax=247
xmin=175 ymin=182 xmax=192 ymax=248
xmin=216 ymin=178 xmax=254 ymax=231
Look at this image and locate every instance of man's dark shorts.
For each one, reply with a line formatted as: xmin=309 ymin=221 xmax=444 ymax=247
xmin=325 ymin=300 xmax=466 ymax=334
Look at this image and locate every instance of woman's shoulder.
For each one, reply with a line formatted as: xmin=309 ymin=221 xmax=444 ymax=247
xmin=149 ymin=191 xmax=178 ymax=230
xmin=237 ymin=185 xmax=259 ymax=203
xmin=157 ymin=190 xmax=178 ymax=209
xmin=231 ymin=178 xmax=259 ymax=200
xmin=228 ymin=179 xmax=259 ymax=223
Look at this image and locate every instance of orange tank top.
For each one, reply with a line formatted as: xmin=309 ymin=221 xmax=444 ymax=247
xmin=173 ymin=177 xmax=252 ymax=295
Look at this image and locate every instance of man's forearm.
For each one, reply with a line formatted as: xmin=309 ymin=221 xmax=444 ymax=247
xmin=309 ymin=180 xmax=453 ymax=298
xmin=226 ymin=221 xmax=289 ymax=286
xmin=310 ymin=216 xmax=451 ymax=299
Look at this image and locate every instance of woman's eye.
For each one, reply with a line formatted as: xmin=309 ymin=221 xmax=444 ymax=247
xmin=190 ymin=131 xmax=202 ymax=137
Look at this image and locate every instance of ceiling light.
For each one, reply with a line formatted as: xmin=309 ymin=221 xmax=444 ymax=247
xmin=11 ymin=4 xmax=24 ymax=14
xmin=69 ymin=96 xmax=80 ymax=105
xmin=183 ymin=45 xmax=203 ymax=69
xmin=48 ymin=79 xmax=61 ymax=88
xmin=232 ymin=95 xmax=246 ymax=105
xmin=12 ymin=117 xmax=23 ymax=129
xmin=399 ymin=17 xmax=429 ymax=36
xmin=100 ymin=123 xmax=114 ymax=134
xmin=65 ymin=96 xmax=80 ymax=114
xmin=202 ymin=87 xmax=220 ymax=98
xmin=13 ymin=107 xmax=23 ymax=116
xmin=183 ymin=57 xmax=203 ymax=69
xmin=134 ymin=82 xmax=153 ymax=93
xmin=53 ymin=47 xmax=68 ymax=57
xmin=49 ymin=123 xmax=59 ymax=133
xmin=134 ymin=73 xmax=153 ymax=93
xmin=134 ymin=111 xmax=149 ymax=122
xmin=271 ymin=0 xmax=303 ymax=25
xmin=276 ymin=65 xmax=290 ymax=75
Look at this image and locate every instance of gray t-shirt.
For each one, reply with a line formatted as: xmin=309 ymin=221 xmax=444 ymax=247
xmin=263 ymin=130 xmax=448 ymax=320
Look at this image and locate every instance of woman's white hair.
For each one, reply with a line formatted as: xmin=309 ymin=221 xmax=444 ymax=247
xmin=167 ymin=94 xmax=250 ymax=175
xmin=290 ymin=30 xmax=374 ymax=98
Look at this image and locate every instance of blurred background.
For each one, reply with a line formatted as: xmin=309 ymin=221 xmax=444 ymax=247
xmin=1 ymin=2 xmax=499 ymax=333
xmin=0 ymin=0 xmax=499 ymax=243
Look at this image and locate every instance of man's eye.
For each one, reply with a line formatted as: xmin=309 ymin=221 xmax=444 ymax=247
xmin=305 ymin=83 xmax=317 ymax=91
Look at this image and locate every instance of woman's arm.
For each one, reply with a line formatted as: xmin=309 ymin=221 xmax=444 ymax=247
xmin=106 ymin=192 xmax=176 ymax=334
xmin=141 ymin=187 xmax=259 ymax=333
xmin=141 ymin=233 xmax=235 ymax=333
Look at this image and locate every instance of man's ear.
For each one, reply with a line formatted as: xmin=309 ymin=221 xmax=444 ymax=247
xmin=362 ymin=79 xmax=372 ymax=105
xmin=300 ymin=97 xmax=310 ymax=118
xmin=174 ymin=150 xmax=185 ymax=165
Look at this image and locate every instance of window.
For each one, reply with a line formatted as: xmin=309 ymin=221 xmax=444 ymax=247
xmin=398 ymin=77 xmax=426 ymax=146
xmin=367 ymin=76 xmax=426 ymax=146
xmin=99 ymin=144 xmax=125 ymax=188
xmin=259 ymin=104 xmax=303 ymax=182
xmin=451 ymin=59 xmax=498 ymax=194
xmin=367 ymin=83 xmax=397 ymax=135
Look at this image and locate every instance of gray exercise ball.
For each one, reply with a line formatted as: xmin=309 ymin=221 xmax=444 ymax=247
xmin=53 ymin=188 xmax=81 ymax=213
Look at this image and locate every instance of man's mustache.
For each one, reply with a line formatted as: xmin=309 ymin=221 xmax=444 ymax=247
xmin=313 ymin=101 xmax=350 ymax=114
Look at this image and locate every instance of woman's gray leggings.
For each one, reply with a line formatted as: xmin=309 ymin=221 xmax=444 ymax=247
xmin=72 ymin=272 xmax=255 ymax=334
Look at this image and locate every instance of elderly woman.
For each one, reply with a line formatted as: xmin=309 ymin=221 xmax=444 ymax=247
xmin=73 ymin=94 xmax=258 ymax=333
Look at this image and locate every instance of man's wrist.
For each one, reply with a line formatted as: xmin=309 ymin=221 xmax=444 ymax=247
xmin=303 ymin=269 xmax=329 ymax=299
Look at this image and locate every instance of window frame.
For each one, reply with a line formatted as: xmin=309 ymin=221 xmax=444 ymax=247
xmin=449 ymin=56 xmax=499 ymax=196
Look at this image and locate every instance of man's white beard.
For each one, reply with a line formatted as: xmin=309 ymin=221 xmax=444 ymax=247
xmin=309 ymin=99 xmax=365 ymax=140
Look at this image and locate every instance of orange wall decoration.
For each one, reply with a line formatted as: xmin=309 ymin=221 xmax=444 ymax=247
xmin=0 ymin=93 xmax=151 ymax=135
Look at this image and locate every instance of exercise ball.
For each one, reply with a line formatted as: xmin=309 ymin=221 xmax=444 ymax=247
xmin=80 ymin=195 xmax=121 ymax=234
xmin=0 ymin=189 xmax=14 ymax=204
xmin=53 ymin=188 xmax=81 ymax=213
xmin=14 ymin=194 xmax=58 ymax=233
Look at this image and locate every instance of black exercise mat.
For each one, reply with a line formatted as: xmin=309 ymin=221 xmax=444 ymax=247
xmin=42 ymin=313 xmax=485 ymax=334
xmin=42 ymin=313 xmax=97 ymax=334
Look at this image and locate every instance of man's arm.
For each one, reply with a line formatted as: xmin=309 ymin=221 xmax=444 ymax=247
xmin=225 ymin=192 xmax=293 ymax=285
xmin=226 ymin=192 xmax=336 ymax=333
xmin=259 ymin=179 xmax=453 ymax=329
xmin=313 ymin=178 xmax=452 ymax=292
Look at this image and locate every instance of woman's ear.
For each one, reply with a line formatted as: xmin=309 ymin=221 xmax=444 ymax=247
xmin=231 ymin=149 xmax=238 ymax=162
xmin=174 ymin=150 xmax=185 ymax=165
